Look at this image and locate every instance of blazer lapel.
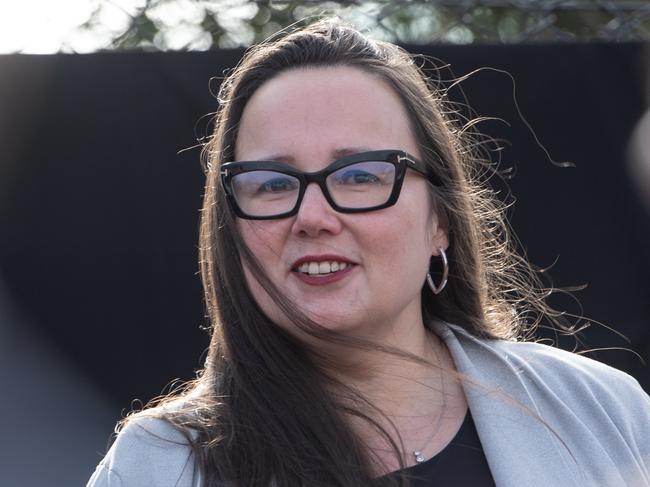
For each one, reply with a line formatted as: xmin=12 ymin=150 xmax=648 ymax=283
xmin=432 ymin=322 xmax=584 ymax=487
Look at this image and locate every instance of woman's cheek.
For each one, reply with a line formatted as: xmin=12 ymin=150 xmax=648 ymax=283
xmin=241 ymin=261 xmax=293 ymax=328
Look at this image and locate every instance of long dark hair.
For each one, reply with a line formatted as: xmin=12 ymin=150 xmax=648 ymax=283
xmin=139 ymin=18 xmax=556 ymax=486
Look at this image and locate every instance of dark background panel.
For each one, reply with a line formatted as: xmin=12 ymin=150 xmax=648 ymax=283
xmin=437 ymin=43 xmax=650 ymax=378
xmin=0 ymin=45 xmax=648 ymax=466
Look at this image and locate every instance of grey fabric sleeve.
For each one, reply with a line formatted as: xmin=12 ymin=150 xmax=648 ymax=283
xmin=86 ymin=413 xmax=201 ymax=487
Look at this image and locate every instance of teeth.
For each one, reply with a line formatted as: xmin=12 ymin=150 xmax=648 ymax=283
xmin=296 ymin=260 xmax=350 ymax=275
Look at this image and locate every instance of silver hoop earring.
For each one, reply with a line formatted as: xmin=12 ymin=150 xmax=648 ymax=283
xmin=426 ymin=248 xmax=448 ymax=295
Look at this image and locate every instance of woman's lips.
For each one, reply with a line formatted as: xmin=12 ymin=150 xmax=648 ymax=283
xmin=292 ymin=263 xmax=355 ymax=285
xmin=291 ymin=255 xmax=356 ymax=286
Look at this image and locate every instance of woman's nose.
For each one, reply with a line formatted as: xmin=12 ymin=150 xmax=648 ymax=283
xmin=290 ymin=183 xmax=343 ymax=238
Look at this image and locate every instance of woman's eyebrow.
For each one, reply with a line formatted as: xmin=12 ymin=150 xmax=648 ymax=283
xmin=332 ymin=146 xmax=375 ymax=158
xmin=249 ymin=147 xmax=375 ymax=163
xmin=251 ymin=154 xmax=294 ymax=163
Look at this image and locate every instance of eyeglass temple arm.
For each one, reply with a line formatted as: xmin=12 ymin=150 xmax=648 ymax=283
xmin=398 ymin=154 xmax=442 ymax=186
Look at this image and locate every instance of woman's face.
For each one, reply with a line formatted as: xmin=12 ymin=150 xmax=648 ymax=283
xmin=234 ymin=66 xmax=448 ymax=339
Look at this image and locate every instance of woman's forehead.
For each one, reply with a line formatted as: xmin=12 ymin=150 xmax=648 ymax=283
xmin=234 ymin=66 xmax=420 ymax=163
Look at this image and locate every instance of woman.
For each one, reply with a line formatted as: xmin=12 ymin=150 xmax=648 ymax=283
xmin=88 ymin=19 xmax=650 ymax=487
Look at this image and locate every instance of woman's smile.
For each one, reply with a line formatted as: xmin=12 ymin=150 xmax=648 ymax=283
xmin=291 ymin=254 xmax=357 ymax=285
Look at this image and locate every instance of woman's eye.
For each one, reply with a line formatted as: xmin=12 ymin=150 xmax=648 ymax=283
xmin=338 ymin=169 xmax=380 ymax=185
xmin=258 ymin=177 xmax=298 ymax=193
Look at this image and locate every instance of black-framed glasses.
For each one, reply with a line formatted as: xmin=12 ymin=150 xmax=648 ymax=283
xmin=220 ymin=149 xmax=438 ymax=220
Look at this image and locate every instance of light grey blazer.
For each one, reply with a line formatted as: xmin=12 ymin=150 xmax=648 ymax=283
xmin=87 ymin=322 xmax=650 ymax=486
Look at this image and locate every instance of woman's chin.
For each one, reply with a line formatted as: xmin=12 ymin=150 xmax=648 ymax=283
xmin=277 ymin=313 xmax=384 ymax=347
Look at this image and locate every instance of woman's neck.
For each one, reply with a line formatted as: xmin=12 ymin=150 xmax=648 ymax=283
xmin=323 ymin=325 xmax=468 ymax=474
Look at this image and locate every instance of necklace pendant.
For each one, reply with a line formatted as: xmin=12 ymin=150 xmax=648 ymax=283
xmin=414 ymin=451 xmax=425 ymax=463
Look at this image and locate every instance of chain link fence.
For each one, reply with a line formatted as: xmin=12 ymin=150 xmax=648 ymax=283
xmin=88 ymin=0 xmax=650 ymax=52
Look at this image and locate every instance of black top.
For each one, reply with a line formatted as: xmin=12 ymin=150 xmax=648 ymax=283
xmin=375 ymin=412 xmax=496 ymax=486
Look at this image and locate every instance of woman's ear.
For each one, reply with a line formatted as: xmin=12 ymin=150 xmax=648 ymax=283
xmin=430 ymin=207 xmax=449 ymax=255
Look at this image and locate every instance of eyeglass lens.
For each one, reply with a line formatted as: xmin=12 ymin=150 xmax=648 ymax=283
xmin=231 ymin=161 xmax=396 ymax=217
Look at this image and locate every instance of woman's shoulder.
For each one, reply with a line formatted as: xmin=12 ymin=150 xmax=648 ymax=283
xmin=444 ymin=322 xmax=650 ymax=479
xmin=86 ymin=406 xmax=201 ymax=487
xmin=485 ymin=335 xmax=650 ymax=483
xmin=444 ymin=322 xmax=644 ymax=390
xmin=440 ymin=321 xmax=650 ymax=420
xmin=493 ymin=337 xmax=645 ymax=398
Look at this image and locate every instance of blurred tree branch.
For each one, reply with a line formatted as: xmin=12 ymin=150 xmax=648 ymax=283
xmin=77 ymin=0 xmax=650 ymax=52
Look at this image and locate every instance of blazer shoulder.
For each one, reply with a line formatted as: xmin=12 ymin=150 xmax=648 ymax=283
xmin=439 ymin=322 xmax=648 ymax=413
xmin=493 ymin=338 xmax=641 ymax=388
xmin=490 ymin=339 xmax=650 ymax=425
xmin=87 ymin=410 xmax=200 ymax=487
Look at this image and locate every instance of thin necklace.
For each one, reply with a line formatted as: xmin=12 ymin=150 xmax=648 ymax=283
xmin=412 ymin=338 xmax=447 ymax=464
